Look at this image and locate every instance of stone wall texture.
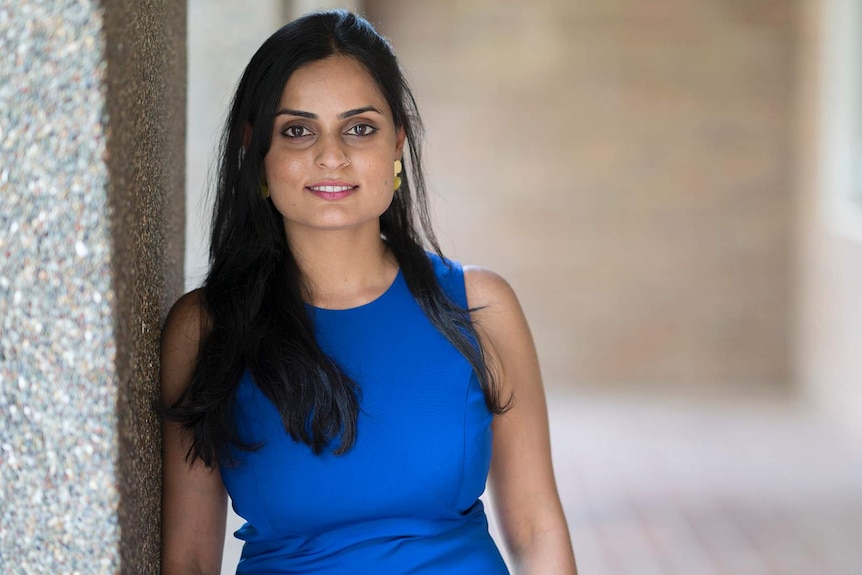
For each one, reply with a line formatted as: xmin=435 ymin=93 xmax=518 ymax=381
xmin=366 ymin=0 xmax=799 ymax=392
xmin=0 ymin=2 xmax=119 ymax=571
xmin=103 ymin=0 xmax=186 ymax=571
xmin=0 ymin=0 xmax=186 ymax=573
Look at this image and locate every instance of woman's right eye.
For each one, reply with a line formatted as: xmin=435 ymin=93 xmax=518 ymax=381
xmin=283 ymin=125 xmax=312 ymax=138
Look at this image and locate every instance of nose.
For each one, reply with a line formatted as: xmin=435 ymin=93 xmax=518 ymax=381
xmin=315 ymin=134 xmax=351 ymax=169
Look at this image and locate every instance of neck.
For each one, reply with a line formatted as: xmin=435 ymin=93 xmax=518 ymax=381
xmin=286 ymin=221 xmax=398 ymax=309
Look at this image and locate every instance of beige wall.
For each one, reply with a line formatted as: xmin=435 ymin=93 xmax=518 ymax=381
xmin=367 ymin=0 xmax=798 ymax=391
xmin=796 ymin=0 xmax=862 ymax=438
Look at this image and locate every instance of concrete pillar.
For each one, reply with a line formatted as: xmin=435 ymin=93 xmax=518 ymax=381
xmin=0 ymin=0 xmax=186 ymax=572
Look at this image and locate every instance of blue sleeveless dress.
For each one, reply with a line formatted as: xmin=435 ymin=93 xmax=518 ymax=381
xmin=219 ymin=254 xmax=510 ymax=574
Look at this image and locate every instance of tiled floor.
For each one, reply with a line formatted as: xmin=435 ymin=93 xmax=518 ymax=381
xmin=221 ymin=391 xmax=862 ymax=574
xmin=537 ymin=391 xmax=862 ymax=575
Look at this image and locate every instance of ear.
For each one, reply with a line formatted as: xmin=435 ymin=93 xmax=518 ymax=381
xmin=243 ymin=123 xmax=253 ymax=150
xmin=395 ymin=126 xmax=406 ymax=159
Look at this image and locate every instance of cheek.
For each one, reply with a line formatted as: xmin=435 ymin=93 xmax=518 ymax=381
xmin=264 ymin=154 xmax=306 ymax=184
xmin=362 ymin=160 xmax=393 ymax=192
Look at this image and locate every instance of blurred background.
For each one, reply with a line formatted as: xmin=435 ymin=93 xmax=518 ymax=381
xmin=185 ymin=1 xmax=862 ymax=574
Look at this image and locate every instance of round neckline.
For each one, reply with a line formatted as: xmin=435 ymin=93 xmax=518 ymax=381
xmin=305 ymin=268 xmax=403 ymax=313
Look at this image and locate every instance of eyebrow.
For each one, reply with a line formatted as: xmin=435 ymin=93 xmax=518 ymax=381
xmin=275 ymin=106 xmax=383 ymax=119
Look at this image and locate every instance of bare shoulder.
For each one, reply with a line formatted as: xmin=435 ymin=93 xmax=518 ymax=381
xmin=463 ymin=266 xmax=538 ymax=399
xmin=160 ymin=288 xmax=211 ymax=403
xmin=162 ymin=288 xmax=211 ymax=346
xmin=463 ymin=265 xmax=521 ymax=314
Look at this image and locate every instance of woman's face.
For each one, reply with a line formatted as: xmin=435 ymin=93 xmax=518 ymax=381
xmin=263 ymin=56 xmax=405 ymax=238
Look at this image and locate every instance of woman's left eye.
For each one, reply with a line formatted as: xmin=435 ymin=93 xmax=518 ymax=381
xmin=346 ymin=124 xmax=377 ymax=137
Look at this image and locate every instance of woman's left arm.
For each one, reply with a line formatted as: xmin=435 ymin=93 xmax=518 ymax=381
xmin=465 ymin=266 xmax=578 ymax=575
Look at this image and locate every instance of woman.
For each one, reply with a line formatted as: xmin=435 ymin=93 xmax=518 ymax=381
xmin=160 ymin=10 xmax=576 ymax=575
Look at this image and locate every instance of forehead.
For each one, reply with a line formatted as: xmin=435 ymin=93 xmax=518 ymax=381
xmin=279 ymin=56 xmax=388 ymax=113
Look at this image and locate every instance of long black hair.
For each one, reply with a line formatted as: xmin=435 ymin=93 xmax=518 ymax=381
xmin=164 ymin=10 xmax=509 ymax=468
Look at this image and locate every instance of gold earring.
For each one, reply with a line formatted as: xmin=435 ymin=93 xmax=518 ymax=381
xmin=261 ymin=181 xmax=270 ymax=199
xmin=393 ymin=159 xmax=402 ymax=191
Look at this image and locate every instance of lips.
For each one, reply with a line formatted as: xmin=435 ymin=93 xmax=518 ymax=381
xmin=306 ymin=180 xmax=358 ymax=200
xmin=308 ymin=185 xmax=354 ymax=193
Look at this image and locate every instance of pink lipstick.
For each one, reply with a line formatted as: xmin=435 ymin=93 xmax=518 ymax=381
xmin=306 ymin=180 xmax=358 ymax=201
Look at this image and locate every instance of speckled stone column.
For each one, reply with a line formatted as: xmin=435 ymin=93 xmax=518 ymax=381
xmin=0 ymin=1 xmax=186 ymax=573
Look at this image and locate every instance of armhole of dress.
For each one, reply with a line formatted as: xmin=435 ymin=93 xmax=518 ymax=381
xmin=428 ymin=252 xmax=468 ymax=309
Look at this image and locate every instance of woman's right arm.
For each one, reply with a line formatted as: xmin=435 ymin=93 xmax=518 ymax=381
xmin=160 ymin=289 xmax=228 ymax=575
